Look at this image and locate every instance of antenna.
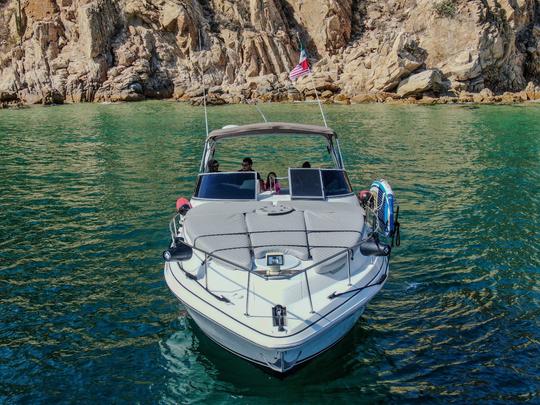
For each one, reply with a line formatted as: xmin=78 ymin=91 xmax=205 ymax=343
xmin=198 ymin=30 xmax=209 ymax=137
xmin=296 ymin=33 xmax=328 ymax=128
xmin=311 ymin=75 xmax=328 ymax=128
xmin=251 ymin=100 xmax=268 ymax=123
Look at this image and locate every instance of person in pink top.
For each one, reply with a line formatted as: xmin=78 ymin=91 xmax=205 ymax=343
xmin=265 ymin=172 xmax=281 ymax=193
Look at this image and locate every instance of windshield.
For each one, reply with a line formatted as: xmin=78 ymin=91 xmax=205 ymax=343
xmin=321 ymin=169 xmax=353 ymax=196
xmin=286 ymin=169 xmax=353 ymax=199
xmin=194 ymin=172 xmax=257 ymax=200
xmin=289 ymin=168 xmax=325 ymax=200
xmin=193 ymin=169 xmax=352 ymax=200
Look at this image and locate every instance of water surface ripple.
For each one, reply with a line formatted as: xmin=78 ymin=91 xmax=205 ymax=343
xmin=1 ymin=102 xmax=539 ymax=403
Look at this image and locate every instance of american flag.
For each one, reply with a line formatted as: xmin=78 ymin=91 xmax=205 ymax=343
xmin=289 ymin=48 xmax=311 ymax=81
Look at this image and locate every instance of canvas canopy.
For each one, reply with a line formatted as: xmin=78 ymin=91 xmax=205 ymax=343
xmin=206 ymin=122 xmax=337 ymax=142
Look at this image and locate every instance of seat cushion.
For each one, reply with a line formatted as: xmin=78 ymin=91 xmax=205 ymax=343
xmin=182 ymin=201 xmax=364 ymax=273
xmin=184 ymin=203 xmax=265 ymax=270
xmin=303 ymin=204 xmax=364 ymax=274
xmin=245 ymin=210 xmax=309 ymax=260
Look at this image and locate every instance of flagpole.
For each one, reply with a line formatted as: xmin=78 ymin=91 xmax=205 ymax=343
xmin=296 ymin=33 xmax=328 ymax=128
xmin=198 ymin=30 xmax=209 ymax=138
xmin=310 ymin=75 xmax=327 ymax=128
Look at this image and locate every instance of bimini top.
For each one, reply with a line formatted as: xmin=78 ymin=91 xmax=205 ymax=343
xmin=206 ymin=122 xmax=337 ymax=142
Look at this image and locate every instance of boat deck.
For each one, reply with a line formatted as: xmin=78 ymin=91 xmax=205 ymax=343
xmin=166 ymin=251 xmax=387 ymax=342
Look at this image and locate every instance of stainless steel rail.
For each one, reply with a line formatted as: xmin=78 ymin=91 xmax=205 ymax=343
xmin=167 ymin=215 xmax=383 ymax=315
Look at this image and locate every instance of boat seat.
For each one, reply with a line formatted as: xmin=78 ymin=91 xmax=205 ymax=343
xmin=298 ymin=202 xmax=364 ymax=274
xmin=245 ymin=210 xmax=309 ymax=260
xmin=183 ymin=202 xmax=271 ymax=270
xmin=183 ymin=201 xmax=364 ymax=273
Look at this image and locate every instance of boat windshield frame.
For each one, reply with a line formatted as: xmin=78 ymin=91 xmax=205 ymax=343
xmin=199 ymin=122 xmax=345 ymax=173
xmin=193 ymin=171 xmax=258 ymax=201
xmin=191 ymin=168 xmax=354 ymax=201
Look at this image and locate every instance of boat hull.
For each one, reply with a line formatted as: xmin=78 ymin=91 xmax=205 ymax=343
xmin=180 ymin=299 xmax=365 ymax=373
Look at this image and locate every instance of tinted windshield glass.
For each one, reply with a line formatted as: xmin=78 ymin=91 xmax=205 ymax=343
xmin=321 ymin=169 xmax=352 ymax=196
xmin=195 ymin=172 xmax=256 ymax=200
xmin=289 ymin=168 xmax=324 ymax=199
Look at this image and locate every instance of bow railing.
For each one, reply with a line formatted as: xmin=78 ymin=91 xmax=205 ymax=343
xmin=167 ymin=215 xmax=389 ymax=315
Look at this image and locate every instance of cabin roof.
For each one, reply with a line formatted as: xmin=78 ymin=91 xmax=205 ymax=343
xmin=206 ymin=122 xmax=337 ymax=141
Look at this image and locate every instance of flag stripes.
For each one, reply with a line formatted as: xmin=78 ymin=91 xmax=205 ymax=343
xmin=289 ymin=49 xmax=310 ymax=81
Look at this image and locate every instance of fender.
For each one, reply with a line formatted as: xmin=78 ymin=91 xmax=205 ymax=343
xmin=370 ymin=179 xmax=395 ymax=237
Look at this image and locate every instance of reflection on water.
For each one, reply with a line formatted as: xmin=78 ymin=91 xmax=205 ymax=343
xmin=0 ymin=102 xmax=539 ymax=403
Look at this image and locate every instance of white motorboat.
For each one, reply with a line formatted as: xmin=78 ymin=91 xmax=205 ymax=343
xmin=163 ymin=122 xmax=400 ymax=373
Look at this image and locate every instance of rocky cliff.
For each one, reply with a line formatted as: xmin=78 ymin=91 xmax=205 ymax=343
xmin=1 ymin=0 xmax=540 ymax=106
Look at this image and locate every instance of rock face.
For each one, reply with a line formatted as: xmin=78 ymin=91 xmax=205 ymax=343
xmin=0 ymin=0 xmax=540 ymax=105
xmin=396 ymin=69 xmax=444 ymax=97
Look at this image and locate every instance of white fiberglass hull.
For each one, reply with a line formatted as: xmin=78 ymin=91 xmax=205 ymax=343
xmin=164 ymin=257 xmax=388 ymax=374
xmin=185 ymin=301 xmax=365 ymax=373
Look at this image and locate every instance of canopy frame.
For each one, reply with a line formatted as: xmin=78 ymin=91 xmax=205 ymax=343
xmin=199 ymin=122 xmax=345 ymax=172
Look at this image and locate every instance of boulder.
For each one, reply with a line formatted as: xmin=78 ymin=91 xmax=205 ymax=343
xmin=435 ymin=96 xmax=455 ymax=104
xmin=190 ymin=95 xmax=226 ymax=106
xmin=501 ymin=92 xmax=519 ymax=103
xmin=294 ymin=74 xmax=339 ymax=93
xmin=417 ymin=96 xmax=437 ymax=105
xmin=321 ymin=90 xmax=334 ymax=99
xmin=350 ymin=93 xmax=377 ymax=104
xmin=524 ymin=81 xmax=540 ymax=100
xmin=396 ymin=70 xmax=444 ymax=97
xmin=370 ymin=34 xmax=427 ymax=92
xmin=332 ymin=93 xmax=350 ymax=104
xmin=473 ymin=88 xmax=494 ymax=103
xmin=458 ymin=91 xmax=474 ymax=103
xmin=287 ymin=88 xmax=302 ymax=101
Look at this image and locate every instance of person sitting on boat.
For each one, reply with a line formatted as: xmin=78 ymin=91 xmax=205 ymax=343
xmin=302 ymin=161 xmax=311 ymax=168
xmin=207 ymin=159 xmax=220 ymax=172
xmin=239 ymin=157 xmax=261 ymax=179
xmin=240 ymin=157 xmax=264 ymax=190
xmin=265 ymin=172 xmax=281 ymax=193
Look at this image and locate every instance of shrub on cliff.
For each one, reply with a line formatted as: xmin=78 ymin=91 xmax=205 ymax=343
xmin=434 ymin=0 xmax=457 ymax=18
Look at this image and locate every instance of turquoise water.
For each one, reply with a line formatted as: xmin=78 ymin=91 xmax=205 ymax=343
xmin=1 ymin=101 xmax=539 ymax=403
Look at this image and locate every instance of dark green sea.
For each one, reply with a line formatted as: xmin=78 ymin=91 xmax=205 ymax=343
xmin=1 ymin=101 xmax=539 ymax=403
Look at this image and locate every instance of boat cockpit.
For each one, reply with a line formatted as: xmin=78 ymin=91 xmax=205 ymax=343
xmin=193 ymin=122 xmax=354 ymax=204
xmin=192 ymin=168 xmax=354 ymax=203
